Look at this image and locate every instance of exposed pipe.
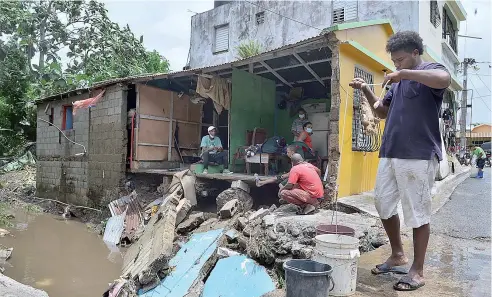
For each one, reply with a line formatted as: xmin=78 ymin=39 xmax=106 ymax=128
xmin=37 ymin=118 xmax=87 ymax=155
xmin=130 ymin=112 xmax=135 ymax=169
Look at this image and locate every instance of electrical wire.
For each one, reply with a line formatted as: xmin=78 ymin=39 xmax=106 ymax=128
xmin=468 ymin=79 xmax=492 ymax=112
xmin=37 ymin=118 xmax=87 ymax=155
xmin=475 ymin=74 xmax=491 ymax=93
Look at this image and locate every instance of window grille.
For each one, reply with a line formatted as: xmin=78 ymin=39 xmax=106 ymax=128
xmin=430 ymin=1 xmax=441 ymax=28
xmin=214 ymin=24 xmax=229 ymax=53
xmin=332 ymin=0 xmax=358 ymax=24
xmin=352 ymin=66 xmax=382 ymax=152
xmin=256 ymin=12 xmax=265 ymax=25
xmin=442 ymin=8 xmax=457 ymax=53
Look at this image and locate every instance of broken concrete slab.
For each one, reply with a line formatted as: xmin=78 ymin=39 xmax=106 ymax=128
xmin=0 ymin=228 xmax=10 ymax=237
xmin=248 ymin=208 xmax=270 ymax=221
xmin=225 ymin=229 xmax=239 ymax=242
xmin=262 ymin=214 xmax=275 ymax=227
xmin=177 ymin=212 xmax=206 ymax=234
xmin=220 ymin=199 xmax=238 ymax=219
xmin=176 ymin=199 xmax=192 ymax=225
xmin=0 ymin=246 xmax=13 ymax=261
xmin=216 ymin=188 xmax=253 ymax=213
xmin=140 ymin=229 xmax=224 ymax=297
xmin=122 ymin=194 xmax=179 ymax=285
xmin=202 ymin=255 xmax=276 ymax=297
xmin=236 ymin=217 xmax=248 ymax=230
xmin=0 ymin=274 xmax=49 ymax=297
xmin=231 ymin=180 xmax=250 ymax=193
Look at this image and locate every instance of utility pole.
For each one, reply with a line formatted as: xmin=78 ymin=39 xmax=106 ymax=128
xmin=460 ymin=58 xmax=476 ymax=155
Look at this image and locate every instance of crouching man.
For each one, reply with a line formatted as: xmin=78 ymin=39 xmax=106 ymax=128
xmin=279 ymin=153 xmax=323 ymax=214
xmin=200 ymin=126 xmax=231 ymax=174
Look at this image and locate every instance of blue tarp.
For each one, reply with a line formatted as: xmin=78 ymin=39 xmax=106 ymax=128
xmin=202 ymin=255 xmax=276 ymax=297
xmin=139 ymin=228 xmax=224 ymax=297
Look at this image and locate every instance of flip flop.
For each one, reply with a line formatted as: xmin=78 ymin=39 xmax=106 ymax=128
xmin=371 ymin=263 xmax=408 ymax=275
xmin=393 ymin=275 xmax=425 ymax=291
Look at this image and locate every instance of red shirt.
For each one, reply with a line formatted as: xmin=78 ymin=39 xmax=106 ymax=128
xmin=299 ymin=131 xmax=313 ymax=149
xmin=288 ymin=163 xmax=323 ymax=198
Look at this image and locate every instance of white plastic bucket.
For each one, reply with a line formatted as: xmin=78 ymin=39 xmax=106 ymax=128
xmin=313 ymin=234 xmax=360 ymax=296
xmin=470 ymin=166 xmax=479 ymax=178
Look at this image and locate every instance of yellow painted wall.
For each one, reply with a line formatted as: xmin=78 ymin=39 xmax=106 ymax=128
xmin=336 ymin=25 xmax=393 ymax=198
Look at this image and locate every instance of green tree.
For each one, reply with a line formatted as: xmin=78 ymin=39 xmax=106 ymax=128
xmin=236 ymin=40 xmax=262 ymax=59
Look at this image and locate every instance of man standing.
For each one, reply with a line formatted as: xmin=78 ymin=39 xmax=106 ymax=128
xmin=200 ymin=126 xmax=231 ymax=174
xmin=279 ymin=153 xmax=323 ymax=215
xmin=349 ymin=31 xmax=451 ymax=291
xmin=472 ymin=146 xmax=486 ymax=178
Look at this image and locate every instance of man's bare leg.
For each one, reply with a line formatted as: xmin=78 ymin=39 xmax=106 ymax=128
xmin=394 ymin=224 xmax=429 ymax=290
xmin=373 ymin=214 xmax=408 ymax=273
xmin=256 ymin=177 xmax=278 ymax=187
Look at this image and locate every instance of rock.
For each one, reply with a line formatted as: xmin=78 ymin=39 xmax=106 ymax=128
xmin=275 ymin=223 xmax=286 ymax=233
xmin=0 ymin=228 xmax=10 ymax=237
xmin=281 ymin=241 xmax=293 ymax=253
xmin=237 ymin=235 xmax=248 ymax=250
xmin=269 ymin=204 xmax=277 ymax=212
xmin=302 ymin=226 xmax=317 ymax=238
xmin=177 ymin=212 xmax=206 ymax=233
xmin=176 ymin=199 xmax=192 ymax=225
xmin=248 ymin=208 xmax=270 ymax=221
xmin=231 ymin=180 xmax=250 ymax=193
xmin=274 ymin=256 xmax=290 ymax=273
xmin=299 ymin=247 xmax=313 ymax=259
xmin=0 ymin=274 xmax=49 ymax=297
xmin=219 ymin=199 xmax=238 ymax=219
xmin=243 ymin=225 xmax=253 ymax=237
xmin=236 ymin=217 xmax=248 ymax=230
xmin=267 ymin=229 xmax=278 ymax=240
xmin=298 ymin=238 xmax=315 ymax=246
xmin=216 ymin=188 xmax=253 ymax=213
xmin=217 ymin=247 xmax=240 ymax=258
xmin=225 ymin=229 xmax=239 ymax=243
xmin=291 ymin=242 xmax=305 ymax=258
xmin=262 ymin=214 xmax=275 ymax=227
xmin=287 ymin=225 xmax=301 ymax=237
xmin=261 ymin=289 xmax=286 ymax=297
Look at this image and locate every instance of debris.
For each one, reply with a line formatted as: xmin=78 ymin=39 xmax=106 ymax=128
xmin=0 ymin=228 xmax=10 ymax=237
xmin=176 ymin=199 xmax=192 ymax=225
xmin=225 ymin=229 xmax=239 ymax=242
xmin=102 ymin=210 xmax=127 ymax=246
xmin=236 ymin=217 xmax=248 ymax=230
xmin=0 ymin=273 xmax=49 ymax=297
xmin=201 ymin=255 xmax=276 ymax=297
xmin=269 ymin=204 xmax=277 ymax=212
xmin=216 ymin=188 xmax=253 ymax=213
xmin=219 ymin=199 xmax=238 ymax=219
xmin=217 ymin=247 xmax=240 ymax=258
xmin=177 ymin=212 xmax=206 ymax=233
xmin=0 ymin=151 xmax=36 ymax=173
xmin=122 ymin=194 xmax=179 ymax=289
xmin=0 ymin=246 xmax=13 ymax=261
xmin=168 ymin=169 xmax=197 ymax=205
xmin=140 ymin=229 xmax=224 ymax=297
xmin=248 ymin=208 xmax=270 ymax=221
xmin=263 ymin=214 xmax=275 ymax=227
xmin=231 ymin=180 xmax=250 ymax=193
xmin=108 ymin=191 xmax=143 ymax=243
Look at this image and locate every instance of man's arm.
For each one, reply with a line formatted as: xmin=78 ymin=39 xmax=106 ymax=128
xmin=383 ymin=68 xmax=451 ymax=90
xmin=350 ymin=78 xmax=390 ymax=119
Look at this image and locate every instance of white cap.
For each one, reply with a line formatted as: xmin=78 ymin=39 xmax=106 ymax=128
xmin=207 ymin=126 xmax=216 ymax=132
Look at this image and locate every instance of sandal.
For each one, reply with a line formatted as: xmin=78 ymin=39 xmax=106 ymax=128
xmin=371 ymin=263 xmax=408 ymax=275
xmin=393 ymin=275 xmax=425 ymax=291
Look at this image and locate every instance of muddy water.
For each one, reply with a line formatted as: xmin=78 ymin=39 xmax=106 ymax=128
xmin=0 ymin=210 xmax=122 ymax=297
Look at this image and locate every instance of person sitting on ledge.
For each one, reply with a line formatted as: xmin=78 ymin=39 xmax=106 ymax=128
xmin=200 ymin=126 xmax=232 ymax=174
xmin=278 ymin=153 xmax=323 ymax=215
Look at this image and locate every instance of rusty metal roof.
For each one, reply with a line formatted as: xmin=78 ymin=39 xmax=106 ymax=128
xmin=108 ymin=192 xmax=144 ymax=243
xmin=35 ymin=34 xmax=330 ymax=103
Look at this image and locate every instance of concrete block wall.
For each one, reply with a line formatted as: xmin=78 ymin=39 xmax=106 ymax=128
xmin=36 ymin=84 xmax=128 ymax=207
xmin=36 ymin=93 xmax=90 ymax=204
xmin=87 ymin=84 xmax=128 ymax=205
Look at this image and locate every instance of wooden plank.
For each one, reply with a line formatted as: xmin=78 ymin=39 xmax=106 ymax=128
xmin=136 ymin=85 xmax=140 ymax=160
xmin=168 ymin=92 xmax=174 ymax=160
xmin=178 ymin=123 xmax=201 ymax=148
xmin=140 ymin=114 xmax=200 ymax=125
xmin=172 ymin=94 xmax=189 ymax=121
xmin=138 ymin=84 xmax=172 ymax=117
xmin=137 ymin=146 xmax=167 ymax=160
xmin=138 ymin=119 xmax=170 ymax=145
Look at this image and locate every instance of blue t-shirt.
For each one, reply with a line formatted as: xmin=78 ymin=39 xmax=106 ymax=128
xmin=379 ymin=62 xmax=447 ymax=161
xmin=200 ymin=135 xmax=222 ymax=154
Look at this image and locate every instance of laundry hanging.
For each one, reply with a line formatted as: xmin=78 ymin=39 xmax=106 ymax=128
xmin=72 ymin=89 xmax=106 ymax=115
xmin=196 ymin=75 xmax=231 ymax=114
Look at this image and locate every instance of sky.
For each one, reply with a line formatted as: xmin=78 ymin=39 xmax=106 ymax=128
xmin=103 ymin=0 xmax=492 ymax=124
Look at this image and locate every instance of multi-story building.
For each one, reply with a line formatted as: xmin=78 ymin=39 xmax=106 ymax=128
xmin=188 ymin=0 xmax=466 ymax=91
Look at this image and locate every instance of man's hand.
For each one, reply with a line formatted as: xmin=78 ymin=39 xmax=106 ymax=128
xmin=349 ymin=78 xmax=367 ymax=90
xmin=382 ymin=71 xmax=403 ymax=86
xmin=216 ymin=147 xmax=223 ymax=152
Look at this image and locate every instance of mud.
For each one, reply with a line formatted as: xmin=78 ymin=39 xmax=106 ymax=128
xmin=0 ymin=209 xmax=122 ymax=297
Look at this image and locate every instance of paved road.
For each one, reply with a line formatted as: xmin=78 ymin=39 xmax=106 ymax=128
xmin=433 ymin=168 xmax=491 ymax=240
xmin=357 ymin=168 xmax=491 ymax=297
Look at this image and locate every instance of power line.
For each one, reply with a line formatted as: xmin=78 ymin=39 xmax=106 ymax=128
xmin=244 ymin=1 xmax=324 ymax=32
xmin=468 ymin=79 xmax=492 ymax=112
xmin=475 ymin=75 xmax=491 ymax=93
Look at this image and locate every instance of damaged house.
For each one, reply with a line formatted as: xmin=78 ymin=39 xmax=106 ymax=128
xmin=36 ymin=19 xmax=421 ymax=206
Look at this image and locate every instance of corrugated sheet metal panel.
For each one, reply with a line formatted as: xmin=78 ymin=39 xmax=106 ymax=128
xmin=214 ymin=25 xmax=229 ymax=52
xmin=108 ymin=192 xmax=143 ymax=242
xmin=103 ymin=211 xmax=126 ymax=245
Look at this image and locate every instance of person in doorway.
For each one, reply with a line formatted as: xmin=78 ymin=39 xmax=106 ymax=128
xmin=295 ymin=122 xmax=314 ymax=150
xmin=200 ymin=126 xmax=232 ymax=174
xmin=278 ymin=153 xmax=323 ymax=215
xmin=291 ymin=108 xmax=309 ymax=139
xmin=472 ymin=146 xmax=486 ymax=178
xmin=349 ymin=31 xmax=451 ymax=291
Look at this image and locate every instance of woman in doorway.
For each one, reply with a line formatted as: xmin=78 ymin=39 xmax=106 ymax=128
xmin=291 ymin=108 xmax=309 ymax=140
xmin=296 ymin=122 xmax=313 ymax=150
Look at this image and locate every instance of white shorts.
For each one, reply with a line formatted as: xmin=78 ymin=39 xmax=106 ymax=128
xmin=374 ymin=158 xmax=438 ymax=228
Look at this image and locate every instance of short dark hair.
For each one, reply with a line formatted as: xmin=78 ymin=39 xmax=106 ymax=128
xmin=298 ymin=108 xmax=306 ymax=114
xmin=303 ymin=122 xmax=312 ymax=128
xmin=386 ymin=31 xmax=424 ymax=55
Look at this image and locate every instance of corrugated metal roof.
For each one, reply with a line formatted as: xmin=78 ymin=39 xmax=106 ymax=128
xmin=108 ymin=192 xmax=144 ymax=243
xmin=36 ymin=34 xmax=330 ymax=103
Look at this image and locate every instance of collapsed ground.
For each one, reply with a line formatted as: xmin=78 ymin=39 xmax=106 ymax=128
xmin=0 ymin=165 xmax=391 ymax=296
